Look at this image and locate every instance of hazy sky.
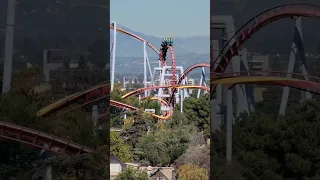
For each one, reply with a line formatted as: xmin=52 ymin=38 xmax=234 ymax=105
xmin=110 ymin=0 xmax=210 ymax=37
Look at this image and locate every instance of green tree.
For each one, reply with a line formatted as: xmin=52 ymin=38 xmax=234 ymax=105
xmin=115 ymin=167 xmax=148 ymax=180
xmin=110 ymin=83 xmax=141 ymax=128
xmin=0 ymin=67 xmax=108 ymax=179
xmin=211 ymin=101 xmax=320 ymax=180
xmin=136 ymin=124 xmax=197 ymax=166
xmin=111 ymin=131 xmax=134 ymax=163
xmin=177 ymin=164 xmax=208 ymax=180
xmin=121 ymin=111 xmax=155 ymax=149
xmin=175 ymin=145 xmax=210 ymax=173
xmin=181 ymin=94 xmax=210 ymax=137
xmin=210 ymin=153 xmax=245 ymax=180
xmin=31 ymin=147 xmax=108 ymax=180
xmin=136 ymin=134 xmax=170 ymax=166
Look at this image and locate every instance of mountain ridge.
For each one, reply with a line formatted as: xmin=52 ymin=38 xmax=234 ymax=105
xmin=111 ymin=24 xmax=209 ymax=57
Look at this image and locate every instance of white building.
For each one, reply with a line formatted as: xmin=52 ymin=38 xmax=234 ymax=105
xmin=248 ymin=55 xmax=270 ymax=73
xmin=110 ymin=154 xmax=127 ymax=179
xmin=187 ymin=78 xmax=195 ymax=93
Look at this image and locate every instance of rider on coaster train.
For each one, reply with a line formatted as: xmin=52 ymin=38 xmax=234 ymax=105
xmin=162 ymin=37 xmax=173 ymax=46
xmin=160 ymin=37 xmax=173 ymax=61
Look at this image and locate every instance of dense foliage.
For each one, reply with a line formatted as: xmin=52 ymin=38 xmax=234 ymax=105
xmin=211 ymin=87 xmax=320 ymax=180
xmin=110 ymin=87 xmax=210 ymax=179
xmin=0 ymin=67 xmax=109 ymax=179
xmin=115 ymin=167 xmax=148 ymax=180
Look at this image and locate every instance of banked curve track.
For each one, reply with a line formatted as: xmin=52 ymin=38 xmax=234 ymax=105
xmin=0 ymin=121 xmax=93 ymax=156
xmin=121 ymin=85 xmax=210 ymax=99
xmin=168 ymin=63 xmax=210 ymax=104
xmin=37 ymin=82 xmax=110 ymax=117
xmin=111 ymin=23 xmax=209 ymax=106
xmin=211 ymin=4 xmax=320 ymax=91
xmin=110 ymin=24 xmax=209 ymax=103
xmin=111 ymin=97 xmax=172 ymax=120
xmin=38 ymin=25 xmax=210 ymax=117
xmin=37 ymin=63 xmax=210 ymax=117
xmin=211 ymin=71 xmax=320 ymax=94
xmin=37 ymin=83 xmax=173 ymax=119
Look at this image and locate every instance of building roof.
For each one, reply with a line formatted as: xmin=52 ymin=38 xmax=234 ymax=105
xmin=150 ymin=168 xmax=169 ymax=179
xmin=139 ymin=166 xmax=174 ymax=180
xmin=110 ymin=153 xmax=123 ymax=164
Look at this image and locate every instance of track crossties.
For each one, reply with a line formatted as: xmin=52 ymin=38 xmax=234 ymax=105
xmin=110 ymin=98 xmax=171 ymax=120
xmin=37 ymin=82 xmax=110 ymax=117
xmin=211 ymin=71 xmax=320 ymax=94
xmin=0 ymin=121 xmax=93 ymax=156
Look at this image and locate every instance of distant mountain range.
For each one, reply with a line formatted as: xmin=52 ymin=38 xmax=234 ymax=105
xmin=2 ymin=0 xmax=320 ymax=56
xmin=110 ymin=25 xmax=210 ymax=74
xmin=0 ymin=1 xmax=209 ymax=57
xmin=110 ymin=25 xmax=209 ymax=57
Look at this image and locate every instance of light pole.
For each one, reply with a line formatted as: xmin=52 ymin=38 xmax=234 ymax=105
xmin=2 ymin=0 xmax=16 ymax=94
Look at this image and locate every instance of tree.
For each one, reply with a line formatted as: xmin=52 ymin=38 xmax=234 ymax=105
xmin=136 ymin=134 xmax=170 ymax=166
xmin=121 ymin=111 xmax=155 ymax=149
xmin=110 ymin=86 xmax=209 ymax=177
xmin=0 ymin=67 xmax=108 ymax=179
xmin=110 ymin=83 xmax=140 ymax=128
xmin=175 ymin=145 xmax=210 ymax=172
xmin=210 ymin=152 xmax=245 ymax=180
xmin=181 ymin=94 xmax=210 ymax=137
xmin=110 ymin=131 xmax=133 ymax=163
xmin=177 ymin=164 xmax=208 ymax=180
xmin=209 ymin=101 xmax=320 ymax=180
xmin=30 ymin=148 xmax=108 ymax=180
xmin=11 ymin=66 xmax=43 ymax=93
xmin=115 ymin=167 xmax=148 ymax=180
xmin=136 ymin=124 xmax=197 ymax=166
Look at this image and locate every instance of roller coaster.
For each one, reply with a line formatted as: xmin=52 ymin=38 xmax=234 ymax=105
xmin=2 ymin=3 xmax=320 ymax=164
xmin=0 ymin=121 xmax=93 ymax=156
xmin=37 ymin=22 xmax=210 ymax=124
xmin=0 ymin=20 xmax=208 ymax=157
xmin=211 ymin=4 xmax=320 ymax=163
xmin=110 ymin=21 xmax=209 ymax=120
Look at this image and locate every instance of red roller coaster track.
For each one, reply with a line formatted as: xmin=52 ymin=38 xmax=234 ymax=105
xmin=0 ymin=121 xmax=93 ymax=156
xmin=211 ymin=4 xmax=320 ymax=91
xmin=168 ymin=63 xmax=210 ymax=104
xmin=211 ymin=71 xmax=320 ymax=94
xmin=38 ymin=27 xmax=209 ymax=117
xmin=111 ymin=22 xmax=210 ymax=108
xmin=110 ymin=98 xmax=172 ymax=120
xmin=110 ymin=25 xmax=160 ymax=55
xmin=169 ymin=46 xmax=177 ymax=87
xmin=121 ymin=85 xmax=210 ymax=99
xmin=110 ymin=24 xmax=179 ymax=104
xmin=37 ymin=72 xmax=209 ymax=118
xmin=110 ymin=100 xmax=140 ymax=111
xmin=37 ymin=82 xmax=110 ymax=117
